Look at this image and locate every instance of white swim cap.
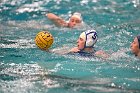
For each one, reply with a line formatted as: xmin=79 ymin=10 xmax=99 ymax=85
xmin=79 ymin=30 xmax=97 ymax=48
xmin=71 ymin=12 xmax=82 ymax=21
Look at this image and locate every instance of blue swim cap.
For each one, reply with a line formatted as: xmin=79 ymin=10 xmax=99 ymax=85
xmin=79 ymin=30 xmax=97 ymax=48
xmin=137 ymin=35 xmax=140 ymax=49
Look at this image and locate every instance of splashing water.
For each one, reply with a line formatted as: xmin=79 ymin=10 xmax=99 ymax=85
xmin=0 ymin=0 xmax=140 ymax=93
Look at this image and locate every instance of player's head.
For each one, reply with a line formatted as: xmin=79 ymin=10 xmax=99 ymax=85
xmin=130 ymin=35 xmax=140 ymax=56
xmin=68 ymin=12 xmax=83 ymax=28
xmin=77 ymin=30 xmax=97 ymax=50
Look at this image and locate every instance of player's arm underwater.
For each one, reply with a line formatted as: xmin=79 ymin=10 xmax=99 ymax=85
xmin=94 ymin=50 xmax=109 ymax=58
xmin=46 ymin=13 xmax=68 ymax=27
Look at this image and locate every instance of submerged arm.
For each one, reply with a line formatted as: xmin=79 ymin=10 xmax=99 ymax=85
xmin=95 ymin=50 xmax=109 ymax=58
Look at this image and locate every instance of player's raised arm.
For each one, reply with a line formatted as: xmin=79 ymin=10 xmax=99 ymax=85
xmin=46 ymin=13 xmax=68 ymax=27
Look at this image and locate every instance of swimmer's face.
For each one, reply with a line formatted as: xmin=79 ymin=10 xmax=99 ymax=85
xmin=68 ymin=17 xmax=81 ymax=28
xmin=130 ymin=37 xmax=140 ymax=55
xmin=77 ymin=37 xmax=85 ymax=50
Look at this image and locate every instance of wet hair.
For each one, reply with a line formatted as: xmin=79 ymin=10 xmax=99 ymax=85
xmin=137 ymin=35 xmax=140 ymax=49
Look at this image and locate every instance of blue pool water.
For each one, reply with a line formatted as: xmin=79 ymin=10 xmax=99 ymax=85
xmin=0 ymin=0 xmax=140 ymax=93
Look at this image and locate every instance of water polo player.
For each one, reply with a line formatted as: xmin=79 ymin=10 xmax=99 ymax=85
xmin=46 ymin=12 xmax=83 ymax=28
xmin=131 ymin=35 xmax=140 ymax=58
xmin=69 ymin=30 xmax=109 ymax=58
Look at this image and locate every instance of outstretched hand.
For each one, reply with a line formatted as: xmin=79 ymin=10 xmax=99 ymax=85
xmin=69 ymin=47 xmax=80 ymax=53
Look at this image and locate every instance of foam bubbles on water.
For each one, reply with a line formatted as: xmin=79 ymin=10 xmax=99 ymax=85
xmin=1 ymin=78 xmax=34 ymax=93
xmin=0 ymin=62 xmax=50 ymax=93
xmin=0 ymin=39 xmax=35 ymax=49
xmin=43 ymin=78 xmax=60 ymax=88
xmin=80 ymin=0 xmax=89 ymax=5
xmin=48 ymin=63 xmax=62 ymax=73
xmin=1 ymin=63 xmax=45 ymax=76
xmin=132 ymin=0 xmax=140 ymax=7
xmin=16 ymin=1 xmax=45 ymax=13
xmin=7 ymin=20 xmax=52 ymax=29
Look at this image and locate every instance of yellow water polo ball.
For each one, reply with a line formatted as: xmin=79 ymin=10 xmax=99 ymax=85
xmin=35 ymin=31 xmax=54 ymax=50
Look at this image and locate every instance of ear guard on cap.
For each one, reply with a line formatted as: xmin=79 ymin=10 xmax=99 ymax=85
xmin=84 ymin=30 xmax=97 ymax=48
